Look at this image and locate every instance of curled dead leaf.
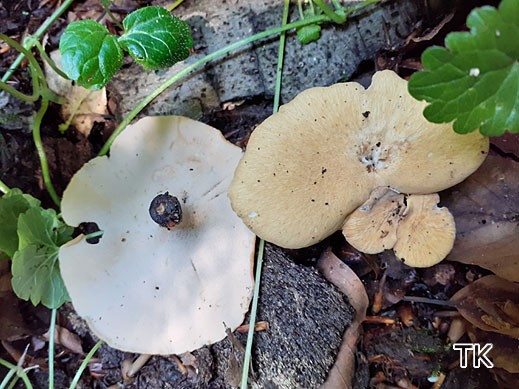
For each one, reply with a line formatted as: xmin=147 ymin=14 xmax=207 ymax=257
xmin=44 ymin=325 xmax=84 ymax=355
xmin=317 ymin=248 xmax=369 ymax=389
xmin=450 ymin=275 xmax=519 ymax=338
xmin=443 ymin=155 xmax=519 ymax=282
xmin=466 ymin=324 xmax=519 ymax=374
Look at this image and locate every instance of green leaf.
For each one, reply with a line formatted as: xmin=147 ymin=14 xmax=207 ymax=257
xmin=408 ymin=0 xmax=519 ymax=136
xmin=119 ymin=6 xmax=193 ymax=70
xmin=59 ymin=20 xmax=123 ymax=89
xmin=0 ymin=189 xmax=40 ymax=258
xmin=11 ymin=207 xmax=73 ymax=309
xmin=297 ymin=24 xmax=322 ymax=44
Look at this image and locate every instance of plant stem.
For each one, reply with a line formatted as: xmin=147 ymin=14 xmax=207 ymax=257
xmin=48 ymin=308 xmax=57 ymax=389
xmin=0 ymin=359 xmax=33 ymax=389
xmin=167 ymin=0 xmax=186 ymax=12
xmin=68 ymin=340 xmax=103 ymax=389
xmin=34 ymin=41 xmax=69 ymax=80
xmin=313 ymin=0 xmax=346 ymax=23
xmin=1 ymin=0 xmax=76 ymax=83
xmin=240 ymin=1 xmax=289 ymax=388
xmin=0 ymin=34 xmax=42 ymax=102
xmin=297 ymin=0 xmax=305 ymax=20
xmin=0 ymin=179 xmax=9 ymax=194
xmin=98 ymin=13 xmax=330 ymax=156
xmin=0 ymin=367 xmax=16 ymax=389
xmin=33 ymin=98 xmax=60 ymax=207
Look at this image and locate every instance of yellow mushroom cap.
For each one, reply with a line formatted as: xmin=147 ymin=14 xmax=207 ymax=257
xmin=393 ymin=194 xmax=456 ymax=267
xmin=229 ymin=70 xmax=488 ymax=249
xmin=342 ymin=186 xmax=404 ymax=254
xmin=343 ymin=188 xmax=456 ymax=267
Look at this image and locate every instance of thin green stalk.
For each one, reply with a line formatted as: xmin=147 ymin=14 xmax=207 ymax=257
xmin=69 ymin=340 xmax=103 ymax=389
xmin=1 ymin=0 xmax=76 ymax=83
xmin=167 ymin=0 xmax=186 ymax=12
xmin=240 ymin=1 xmax=289 ymax=388
xmin=99 ymin=1 xmax=124 ymax=30
xmin=34 ymin=41 xmax=69 ymax=80
xmin=297 ymin=0 xmax=305 ymax=19
xmin=0 ymin=359 xmax=33 ymax=389
xmin=98 ymin=13 xmax=329 ymax=156
xmin=0 ymin=368 xmax=16 ymax=389
xmin=0 ymin=179 xmax=10 ymax=194
xmin=0 ymin=34 xmax=42 ymax=102
xmin=332 ymin=0 xmax=342 ymax=10
xmin=313 ymin=0 xmax=346 ymax=23
xmin=33 ymin=98 xmax=60 ymax=207
xmin=48 ymin=308 xmax=57 ymax=389
xmin=6 ymin=375 xmax=19 ymax=389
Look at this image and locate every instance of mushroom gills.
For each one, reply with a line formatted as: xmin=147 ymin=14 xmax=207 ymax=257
xmin=343 ymin=187 xmax=456 ymax=268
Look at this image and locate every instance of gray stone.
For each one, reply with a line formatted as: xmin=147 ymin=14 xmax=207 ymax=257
xmin=109 ymin=0 xmax=425 ymax=120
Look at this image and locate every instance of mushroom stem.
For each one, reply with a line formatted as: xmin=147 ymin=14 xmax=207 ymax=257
xmin=149 ymin=192 xmax=183 ymax=229
xmin=127 ymin=354 xmax=152 ymax=378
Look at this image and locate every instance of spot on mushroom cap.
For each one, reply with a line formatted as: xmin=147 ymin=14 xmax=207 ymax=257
xmin=59 ymin=116 xmax=255 ymax=355
xmin=229 ymin=70 xmax=488 ymax=249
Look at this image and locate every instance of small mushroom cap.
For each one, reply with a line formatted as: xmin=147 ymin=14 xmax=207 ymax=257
xmin=393 ymin=193 xmax=456 ymax=267
xmin=229 ymin=70 xmax=488 ymax=249
xmin=343 ymin=189 xmax=455 ymax=268
xmin=59 ymin=116 xmax=255 ymax=355
xmin=342 ymin=186 xmax=404 ymax=254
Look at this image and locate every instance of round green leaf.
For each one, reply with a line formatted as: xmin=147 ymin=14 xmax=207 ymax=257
xmin=11 ymin=207 xmax=73 ymax=309
xmin=408 ymin=0 xmax=519 ymax=136
xmin=119 ymin=6 xmax=194 ymax=70
xmin=59 ymin=20 xmax=123 ymax=90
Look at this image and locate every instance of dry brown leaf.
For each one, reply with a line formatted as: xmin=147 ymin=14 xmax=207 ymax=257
xmin=43 ymin=50 xmax=107 ymax=136
xmin=43 ymin=325 xmax=84 ymax=355
xmin=317 ymin=248 xmax=369 ymax=389
xmin=466 ymin=324 xmax=519 ymax=374
xmin=0 ymin=291 xmax=31 ymax=341
xmin=442 ymin=154 xmax=519 ymax=281
xmin=450 ymin=275 xmax=519 ymax=338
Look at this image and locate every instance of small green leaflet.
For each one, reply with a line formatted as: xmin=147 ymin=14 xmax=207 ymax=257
xmin=11 ymin=207 xmax=73 ymax=309
xmin=408 ymin=0 xmax=519 ymax=136
xmin=60 ymin=20 xmax=123 ymax=89
xmin=0 ymin=189 xmax=40 ymax=258
xmin=119 ymin=6 xmax=193 ymax=70
xmin=297 ymin=25 xmax=322 ymax=45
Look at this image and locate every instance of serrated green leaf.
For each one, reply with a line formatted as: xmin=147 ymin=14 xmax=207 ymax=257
xmin=0 ymin=189 xmax=40 ymax=258
xmin=59 ymin=20 xmax=123 ymax=89
xmin=119 ymin=6 xmax=193 ymax=70
xmin=297 ymin=24 xmax=322 ymax=44
xmin=11 ymin=207 xmax=73 ymax=309
xmin=408 ymin=0 xmax=519 ymax=136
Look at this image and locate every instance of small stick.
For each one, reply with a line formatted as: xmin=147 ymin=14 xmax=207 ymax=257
xmin=127 ymin=354 xmax=152 ymax=378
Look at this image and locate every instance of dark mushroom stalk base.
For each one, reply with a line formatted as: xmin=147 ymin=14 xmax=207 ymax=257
xmin=149 ymin=192 xmax=183 ymax=229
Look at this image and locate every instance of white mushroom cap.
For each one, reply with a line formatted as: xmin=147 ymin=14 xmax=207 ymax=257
xmin=229 ymin=70 xmax=488 ymax=249
xmin=343 ymin=188 xmax=456 ymax=267
xmin=59 ymin=116 xmax=255 ymax=355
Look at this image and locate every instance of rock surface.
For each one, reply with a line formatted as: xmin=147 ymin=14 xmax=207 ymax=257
xmin=109 ymin=0 xmax=425 ymax=120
